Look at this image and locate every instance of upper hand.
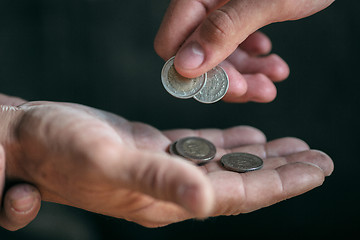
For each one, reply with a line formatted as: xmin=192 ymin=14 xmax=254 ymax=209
xmin=3 ymin=101 xmax=333 ymax=227
xmin=154 ymin=0 xmax=334 ymax=102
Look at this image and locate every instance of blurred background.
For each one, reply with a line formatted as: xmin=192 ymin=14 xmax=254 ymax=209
xmin=0 ymin=0 xmax=358 ymax=239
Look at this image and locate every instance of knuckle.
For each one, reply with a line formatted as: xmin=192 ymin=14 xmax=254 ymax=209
xmin=200 ymin=7 xmax=239 ymax=46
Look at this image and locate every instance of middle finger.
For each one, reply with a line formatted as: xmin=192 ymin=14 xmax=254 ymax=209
xmin=203 ymin=137 xmax=310 ymax=172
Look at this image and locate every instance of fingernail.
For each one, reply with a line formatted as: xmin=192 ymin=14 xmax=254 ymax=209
xmin=10 ymin=186 xmax=35 ymax=213
xmin=176 ymin=42 xmax=205 ymax=70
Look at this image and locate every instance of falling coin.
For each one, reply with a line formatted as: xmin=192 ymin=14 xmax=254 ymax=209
xmin=220 ymin=152 xmax=263 ymax=173
xmin=171 ymin=137 xmax=216 ymax=165
xmin=161 ymin=56 xmax=207 ymax=99
xmin=194 ymin=65 xmax=229 ymax=104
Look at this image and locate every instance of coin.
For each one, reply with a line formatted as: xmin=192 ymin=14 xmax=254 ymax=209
xmin=161 ymin=56 xmax=207 ymax=99
xmin=194 ymin=66 xmax=229 ymax=104
xmin=220 ymin=152 xmax=263 ymax=173
xmin=168 ymin=141 xmax=178 ymax=156
xmin=174 ymin=137 xmax=216 ymax=165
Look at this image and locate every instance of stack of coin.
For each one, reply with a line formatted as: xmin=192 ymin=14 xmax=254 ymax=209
xmin=169 ymin=137 xmax=264 ymax=173
xmin=169 ymin=137 xmax=216 ymax=165
xmin=161 ymin=56 xmax=229 ymax=104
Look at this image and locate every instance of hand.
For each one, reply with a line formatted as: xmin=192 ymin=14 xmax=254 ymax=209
xmin=0 ymin=94 xmax=41 ymax=231
xmin=154 ymin=0 xmax=335 ymax=102
xmin=2 ymin=101 xmax=333 ymax=227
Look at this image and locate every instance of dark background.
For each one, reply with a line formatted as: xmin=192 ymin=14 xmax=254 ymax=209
xmin=0 ymin=0 xmax=358 ymax=239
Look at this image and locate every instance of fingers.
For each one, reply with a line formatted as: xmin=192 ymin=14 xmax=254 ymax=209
xmin=217 ymin=45 xmax=289 ymax=103
xmin=155 ymin=0 xmax=334 ymax=78
xmin=154 ymin=0 xmax=227 ymax=61
xmin=0 ymin=93 xmax=26 ymax=106
xmin=133 ymin=141 xmax=333 ymax=222
xmin=262 ymin=150 xmax=334 ymax=176
xmin=239 ymin=31 xmax=272 ymax=56
xmin=208 ymin=137 xmax=334 ymax=215
xmin=0 ymin=185 xmax=41 ymax=231
xmin=171 ymin=0 xmax=280 ymax=78
xmin=118 ymin=148 xmax=215 ymax=218
xmin=272 ymin=0 xmax=335 ymax=21
xmin=207 ymin=137 xmax=334 ymax=177
xmin=163 ymin=125 xmax=266 ymax=148
xmin=226 ymin=137 xmax=310 ymax=159
xmin=164 ymin=130 xmax=332 ymax=176
xmin=220 ymin=65 xmax=277 ymax=103
xmin=0 ymin=145 xmax=41 ymax=231
xmin=227 ymin=50 xmax=290 ymax=82
xmin=209 ymin=161 xmax=327 ymax=215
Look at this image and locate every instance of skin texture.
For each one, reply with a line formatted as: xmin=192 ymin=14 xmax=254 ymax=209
xmin=154 ymin=0 xmax=335 ymax=102
xmin=0 ymin=94 xmax=41 ymax=231
xmin=0 ymin=0 xmax=336 ymax=231
xmin=0 ymin=98 xmax=334 ymax=228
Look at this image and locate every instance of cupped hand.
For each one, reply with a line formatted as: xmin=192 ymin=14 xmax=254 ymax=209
xmin=3 ymin=101 xmax=333 ymax=227
xmin=155 ymin=0 xmax=335 ymax=102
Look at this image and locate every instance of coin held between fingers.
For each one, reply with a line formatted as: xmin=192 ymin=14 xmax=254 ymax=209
xmin=194 ymin=66 xmax=229 ymax=104
xmin=161 ymin=57 xmax=229 ymax=103
xmin=161 ymin=56 xmax=207 ymax=99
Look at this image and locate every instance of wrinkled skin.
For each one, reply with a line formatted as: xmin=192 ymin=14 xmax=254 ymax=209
xmin=0 ymin=98 xmax=334 ymax=228
xmin=155 ymin=0 xmax=335 ymax=77
xmin=155 ymin=0 xmax=335 ymax=102
xmin=0 ymin=0 xmax=336 ymax=231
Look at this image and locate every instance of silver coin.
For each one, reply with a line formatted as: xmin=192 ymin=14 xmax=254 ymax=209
xmin=168 ymin=141 xmax=179 ymax=156
xmin=194 ymin=65 xmax=229 ymax=104
xmin=161 ymin=56 xmax=207 ymax=99
xmin=175 ymin=137 xmax=216 ymax=165
xmin=220 ymin=152 xmax=263 ymax=173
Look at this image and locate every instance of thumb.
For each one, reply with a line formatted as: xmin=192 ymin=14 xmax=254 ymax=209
xmin=119 ymin=149 xmax=215 ymax=218
xmin=167 ymin=0 xmax=334 ymax=78
xmin=0 ymin=184 xmax=41 ymax=231
xmin=0 ymin=145 xmax=41 ymax=231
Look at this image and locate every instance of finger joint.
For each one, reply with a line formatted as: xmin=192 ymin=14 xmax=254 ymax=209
xmin=200 ymin=7 xmax=239 ymax=46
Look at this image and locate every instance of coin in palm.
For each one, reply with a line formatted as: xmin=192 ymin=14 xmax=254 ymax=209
xmin=220 ymin=152 xmax=263 ymax=173
xmin=175 ymin=137 xmax=216 ymax=165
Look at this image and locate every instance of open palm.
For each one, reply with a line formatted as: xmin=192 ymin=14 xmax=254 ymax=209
xmin=4 ymin=101 xmax=333 ymax=227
